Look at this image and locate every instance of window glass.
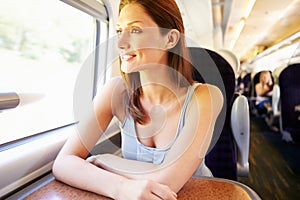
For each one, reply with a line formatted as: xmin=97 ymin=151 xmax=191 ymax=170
xmin=0 ymin=0 xmax=99 ymax=145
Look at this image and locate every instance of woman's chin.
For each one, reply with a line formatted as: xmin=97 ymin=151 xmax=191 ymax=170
xmin=121 ymin=65 xmax=138 ymax=74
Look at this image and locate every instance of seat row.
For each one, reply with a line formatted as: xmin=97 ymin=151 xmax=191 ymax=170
xmin=237 ymin=64 xmax=300 ymax=143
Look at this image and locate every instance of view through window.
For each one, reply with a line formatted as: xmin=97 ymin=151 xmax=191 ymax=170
xmin=0 ymin=0 xmax=99 ymax=145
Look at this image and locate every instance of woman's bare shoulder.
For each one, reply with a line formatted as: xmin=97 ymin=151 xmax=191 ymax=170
xmin=94 ymin=76 xmax=127 ymax=110
xmin=94 ymin=76 xmax=127 ymax=101
xmin=193 ymin=83 xmax=223 ymax=100
xmin=192 ymin=83 xmax=223 ymax=111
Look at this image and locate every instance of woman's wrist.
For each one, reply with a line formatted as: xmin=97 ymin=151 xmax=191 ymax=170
xmin=114 ymin=176 xmax=128 ymax=199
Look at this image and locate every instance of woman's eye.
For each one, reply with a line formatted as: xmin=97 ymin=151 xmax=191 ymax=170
xmin=130 ymin=28 xmax=142 ymax=34
xmin=116 ymin=28 xmax=142 ymax=36
xmin=116 ymin=29 xmax=122 ymax=35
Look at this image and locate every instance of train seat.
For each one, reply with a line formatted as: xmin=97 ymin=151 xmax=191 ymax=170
xmin=217 ymin=49 xmax=250 ymax=176
xmin=231 ymin=93 xmax=250 ymax=176
xmin=248 ymin=71 xmax=263 ymax=116
xmin=188 ymin=47 xmax=250 ymax=180
xmin=216 ymin=49 xmax=240 ymax=80
xmin=278 ymin=63 xmax=300 ymax=143
xmin=237 ymin=72 xmax=251 ymax=96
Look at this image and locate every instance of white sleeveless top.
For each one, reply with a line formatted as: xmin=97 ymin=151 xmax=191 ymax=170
xmin=119 ymin=83 xmax=213 ymax=177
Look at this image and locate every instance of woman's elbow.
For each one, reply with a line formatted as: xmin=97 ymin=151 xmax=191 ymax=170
xmin=52 ymin=156 xmax=65 ymax=181
xmin=52 ymin=159 xmax=60 ymax=178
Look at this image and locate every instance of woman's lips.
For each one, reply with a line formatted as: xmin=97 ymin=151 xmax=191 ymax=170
xmin=121 ymin=54 xmax=136 ymax=61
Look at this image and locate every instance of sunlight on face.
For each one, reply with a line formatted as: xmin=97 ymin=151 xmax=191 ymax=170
xmin=260 ymin=71 xmax=272 ymax=84
xmin=117 ymin=3 xmax=169 ymax=73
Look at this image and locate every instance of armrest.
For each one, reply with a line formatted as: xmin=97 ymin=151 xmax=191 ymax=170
xmin=0 ymin=92 xmax=20 ymax=110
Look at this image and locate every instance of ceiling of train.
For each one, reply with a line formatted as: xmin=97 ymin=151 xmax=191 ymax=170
xmin=221 ymin=0 xmax=300 ymax=63
xmin=107 ymin=0 xmax=299 ymax=66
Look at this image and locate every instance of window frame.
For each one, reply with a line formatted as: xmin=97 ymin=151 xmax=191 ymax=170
xmin=0 ymin=0 xmax=112 ymax=197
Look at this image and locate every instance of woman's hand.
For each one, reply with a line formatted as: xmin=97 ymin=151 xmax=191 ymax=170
xmin=87 ymin=155 xmax=177 ymax=199
xmin=117 ymin=179 xmax=177 ymax=200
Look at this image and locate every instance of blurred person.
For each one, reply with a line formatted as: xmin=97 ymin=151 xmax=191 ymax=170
xmin=255 ymin=70 xmax=279 ymax=132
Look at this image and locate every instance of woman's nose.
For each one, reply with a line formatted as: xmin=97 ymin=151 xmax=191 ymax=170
xmin=118 ymin=31 xmax=130 ymax=50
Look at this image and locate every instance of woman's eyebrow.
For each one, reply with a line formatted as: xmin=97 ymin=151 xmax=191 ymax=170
xmin=116 ymin=20 xmax=143 ymax=27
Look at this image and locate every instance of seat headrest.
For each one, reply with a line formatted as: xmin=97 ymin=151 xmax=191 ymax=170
xmin=216 ymin=49 xmax=240 ymax=79
xmin=279 ymin=63 xmax=300 ymax=86
xmin=188 ymin=47 xmax=236 ymax=154
xmin=188 ymin=47 xmax=235 ymax=107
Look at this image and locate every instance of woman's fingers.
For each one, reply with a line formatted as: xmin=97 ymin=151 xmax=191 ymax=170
xmin=151 ymin=182 xmax=177 ymax=200
xmin=118 ymin=179 xmax=177 ymax=200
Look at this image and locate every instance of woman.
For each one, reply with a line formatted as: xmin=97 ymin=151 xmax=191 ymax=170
xmin=53 ymin=0 xmax=223 ymax=199
xmin=255 ymin=70 xmax=279 ymax=132
xmin=255 ymin=70 xmax=273 ymax=114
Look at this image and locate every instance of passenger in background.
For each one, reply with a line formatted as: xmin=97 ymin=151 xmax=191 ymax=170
xmin=52 ymin=0 xmax=223 ymax=199
xmin=255 ymin=71 xmax=273 ymax=114
xmin=255 ymin=70 xmax=279 ymax=132
xmin=236 ymin=70 xmax=251 ymax=96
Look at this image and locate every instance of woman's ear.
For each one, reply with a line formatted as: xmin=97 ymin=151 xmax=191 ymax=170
xmin=165 ymin=29 xmax=180 ymax=49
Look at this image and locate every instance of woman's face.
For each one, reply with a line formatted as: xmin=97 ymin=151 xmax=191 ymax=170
xmin=260 ymin=72 xmax=272 ymax=84
xmin=117 ymin=3 xmax=169 ymax=73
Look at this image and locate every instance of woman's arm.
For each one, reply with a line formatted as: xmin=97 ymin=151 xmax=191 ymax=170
xmin=52 ymin=77 xmax=123 ymax=198
xmin=89 ymin=84 xmax=223 ymax=193
xmin=255 ymin=82 xmax=272 ymax=96
xmin=52 ymin=77 xmax=177 ymax=199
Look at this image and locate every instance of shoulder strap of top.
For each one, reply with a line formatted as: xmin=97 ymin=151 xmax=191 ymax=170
xmin=177 ymin=83 xmax=201 ymax=132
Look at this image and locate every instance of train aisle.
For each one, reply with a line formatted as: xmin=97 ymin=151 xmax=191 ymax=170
xmin=238 ymin=117 xmax=300 ymax=200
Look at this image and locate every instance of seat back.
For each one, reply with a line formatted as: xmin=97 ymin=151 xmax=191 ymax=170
xmin=238 ymin=72 xmax=251 ymax=97
xmin=279 ymin=63 xmax=300 ymax=142
xmin=246 ymin=72 xmax=257 ymax=116
xmin=272 ymin=84 xmax=280 ymax=116
xmin=250 ymin=72 xmax=261 ymax=98
xmin=188 ymin=47 xmax=237 ymax=180
xmin=231 ymin=93 xmax=250 ymax=176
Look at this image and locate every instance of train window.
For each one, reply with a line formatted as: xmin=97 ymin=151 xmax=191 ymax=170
xmin=0 ymin=0 xmax=107 ymax=146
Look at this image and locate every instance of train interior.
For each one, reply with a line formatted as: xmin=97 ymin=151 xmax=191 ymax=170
xmin=0 ymin=0 xmax=300 ymax=199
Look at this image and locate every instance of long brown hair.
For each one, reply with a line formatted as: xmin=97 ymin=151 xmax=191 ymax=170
xmin=119 ymin=0 xmax=193 ymax=124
